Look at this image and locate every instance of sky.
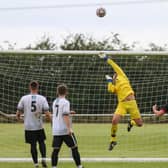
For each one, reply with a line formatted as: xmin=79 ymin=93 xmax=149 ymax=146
xmin=0 ymin=0 xmax=168 ymax=49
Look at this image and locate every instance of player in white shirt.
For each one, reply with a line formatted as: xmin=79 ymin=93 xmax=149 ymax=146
xmin=16 ymin=81 xmax=51 ymax=168
xmin=51 ymin=84 xmax=83 ymax=168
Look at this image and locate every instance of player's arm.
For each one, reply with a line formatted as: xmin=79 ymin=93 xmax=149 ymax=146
xmin=44 ymin=111 xmax=52 ymax=122
xmin=16 ymin=97 xmax=24 ymax=121
xmin=105 ymin=75 xmax=116 ymax=93
xmin=63 ymin=114 xmax=72 ymax=135
xmin=70 ymin=110 xmax=76 ymax=114
xmin=43 ymin=97 xmax=52 ymax=122
xmin=99 ymin=53 xmax=127 ymax=78
xmin=16 ymin=110 xmax=22 ymax=121
xmin=63 ymin=101 xmax=72 ymax=135
xmin=70 ymin=110 xmax=76 ymax=116
xmin=152 ymin=104 xmax=166 ymax=117
xmin=107 ymin=59 xmax=127 ymax=78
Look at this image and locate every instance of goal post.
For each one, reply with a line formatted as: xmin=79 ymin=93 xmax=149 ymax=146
xmin=0 ymin=50 xmax=168 ymax=162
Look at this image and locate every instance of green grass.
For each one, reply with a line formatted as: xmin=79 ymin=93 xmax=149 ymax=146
xmin=1 ymin=123 xmax=168 ymax=167
xmin=0 ymin=124 xmax=168 ymax=168
xmin=0 ymin=123 xmax=168 ymax=158
xmin=0 ymin=162 xmax=168 ymax=168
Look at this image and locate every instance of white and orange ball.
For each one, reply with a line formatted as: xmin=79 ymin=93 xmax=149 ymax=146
xmin=96 ymin=7 xmax=106 ymax=17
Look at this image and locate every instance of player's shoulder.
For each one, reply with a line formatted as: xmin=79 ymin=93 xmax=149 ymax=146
xmin=63 ymin=98 xmax=70 ymax=103
xmin=21 ymin=94 xmax=31 ymax=100
xmin=60 ymin=97 xmax=70 ymax=105
xmin=36 ymin=94 xmax=47 ymax=100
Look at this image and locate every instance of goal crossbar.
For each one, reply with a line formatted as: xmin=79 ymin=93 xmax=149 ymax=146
xmin=0 ymin=50 xmax=168 ymax=56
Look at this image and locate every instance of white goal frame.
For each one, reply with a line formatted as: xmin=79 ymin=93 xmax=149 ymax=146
xmin=0 ymin=49 xmax=168 ymax=56
xmin=0 ymin=50 xmax=168 ymax=162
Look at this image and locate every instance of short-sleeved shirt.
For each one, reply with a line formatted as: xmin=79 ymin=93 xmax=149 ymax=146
xmin=52 ymin=97 xmax=71 ymax=136
xmin=17 ymin=94 xmax=49 ymax=131
xmin=161 ymin=104 xmax=168 ymax=113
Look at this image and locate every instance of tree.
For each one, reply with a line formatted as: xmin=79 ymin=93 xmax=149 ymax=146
xmin=60 ymin=33 xmax=131 ymax=51
xmin=25 ymin=35 xmax=57 ymax=50
xmin=148 ymin=43 xmax=167 ymax=51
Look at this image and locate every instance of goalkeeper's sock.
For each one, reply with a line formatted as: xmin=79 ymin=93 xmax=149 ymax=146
xmin=110 ymin=124 xmax=118 ymax=142
xmin=131 ymin=120 xmax=137 ymax=126
xmin=127 ymin=120 xmax=137 ymax=132
xmin=110 ymin=136 xmax=116 ymax=143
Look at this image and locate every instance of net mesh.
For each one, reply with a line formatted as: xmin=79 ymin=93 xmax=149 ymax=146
xmin=0 ymin=51 xmax=168 ymax=159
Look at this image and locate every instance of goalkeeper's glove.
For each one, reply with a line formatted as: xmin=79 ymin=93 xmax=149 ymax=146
xmin=105 ymin=75 xmax=113 ymax=82
xmin=98 ymin=52 xmax=108 ymax=61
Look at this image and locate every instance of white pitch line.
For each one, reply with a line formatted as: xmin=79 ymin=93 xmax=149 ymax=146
xmin=1 ymin=158 xmax=168 ymax=162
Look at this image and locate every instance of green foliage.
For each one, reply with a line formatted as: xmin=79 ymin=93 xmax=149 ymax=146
xmin=148 ymin=43 xmax=168 ymax=51
xmin=60 ymin=33 xmax=131 ymax=50
xmin=0 ymin=33 xmax=167 ymax=51
xmin=25 ymin=35 xmax=57 ymax=50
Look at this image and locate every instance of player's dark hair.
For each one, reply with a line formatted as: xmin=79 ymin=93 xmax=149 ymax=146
xmin=29 ymin=81 xmax=39 ymax=90
xmin=57 ymin=84 xmax=67 ymax=96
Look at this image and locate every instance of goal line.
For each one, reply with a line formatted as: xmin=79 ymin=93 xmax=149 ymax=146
xmin=1 ymin=158 xmax=168 ymax=162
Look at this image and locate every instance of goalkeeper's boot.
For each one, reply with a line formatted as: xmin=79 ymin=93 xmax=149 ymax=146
xmin=108 ymin=141 xmax=117 ymax=151
xmin=41 ymin=160 xmax=47 ymax=168
xmin=127 ymin=121 xmax=133 ymax=132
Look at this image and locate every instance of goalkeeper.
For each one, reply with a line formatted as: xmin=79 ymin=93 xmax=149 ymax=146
xmin=99 ymin=53 xmax=143 ymax=151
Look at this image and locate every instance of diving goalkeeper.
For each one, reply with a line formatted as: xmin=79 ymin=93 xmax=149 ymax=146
xmin=99 ymin=53 xmax=143 ymax=151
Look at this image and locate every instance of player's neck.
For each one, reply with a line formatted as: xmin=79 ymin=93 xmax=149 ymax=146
xmin=31 ymin=90 xmax=38 ymax=95
xmin=58 ymin=95 xmax=65 ymax=98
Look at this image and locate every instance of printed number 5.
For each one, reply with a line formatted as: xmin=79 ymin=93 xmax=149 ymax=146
xmin=31 ymin=101 xmax=36 ymax=112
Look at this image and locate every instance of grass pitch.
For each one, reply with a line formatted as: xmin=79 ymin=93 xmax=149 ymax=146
xmin=0 ymin=123 xmax=168 ymax=158
xmin=0 ymin=162 xmax=168 ymax=168
xmin=0 ymin=123 xmax=168 ymax=167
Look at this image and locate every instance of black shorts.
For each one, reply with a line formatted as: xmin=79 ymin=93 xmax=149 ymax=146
xmin=25 ymin=129 xmax=46 ymax=144
xmin=52 ymin=133 xmax=77 ymax=148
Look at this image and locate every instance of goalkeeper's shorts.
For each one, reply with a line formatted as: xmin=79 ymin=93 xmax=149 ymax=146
xmin=115 ymin=100 xmax=141 ymax=119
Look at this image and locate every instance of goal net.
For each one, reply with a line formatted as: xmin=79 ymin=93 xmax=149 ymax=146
xmin=0 ymin=50 xmax=168 ymax=161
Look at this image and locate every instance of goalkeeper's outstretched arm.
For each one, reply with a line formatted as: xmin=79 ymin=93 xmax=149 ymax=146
xmin=99 ymin=53 xmax=127 ymax=78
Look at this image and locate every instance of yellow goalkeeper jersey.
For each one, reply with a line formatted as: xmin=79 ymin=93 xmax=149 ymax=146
xmin=107 ymin=58 xmax=134 ymax=102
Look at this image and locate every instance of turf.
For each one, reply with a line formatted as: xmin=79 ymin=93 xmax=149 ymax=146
xmin=0 ymin=162 xmax=168 ymax=168
xmin=0 ymin=123 xmax=168 ymax=158
xmin=1 ymin=123 xmax=168 ymax=167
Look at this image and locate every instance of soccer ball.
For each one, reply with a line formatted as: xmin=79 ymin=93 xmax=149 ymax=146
xmin=96 ymin=7 xmax=106 ymax=17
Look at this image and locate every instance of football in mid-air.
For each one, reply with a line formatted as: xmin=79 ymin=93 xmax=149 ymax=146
xmin=96 ymin=7 xmax=106 ymax=17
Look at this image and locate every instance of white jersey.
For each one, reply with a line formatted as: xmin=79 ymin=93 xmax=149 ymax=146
xmin=17 ymin=94 xmax=49 ymax=131
xmin=52 ymin=97 xmax=71 ymax=136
